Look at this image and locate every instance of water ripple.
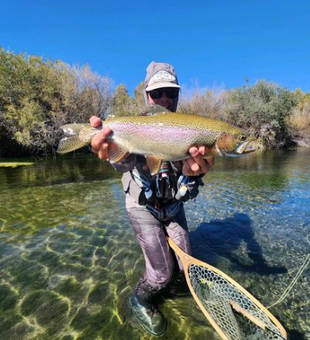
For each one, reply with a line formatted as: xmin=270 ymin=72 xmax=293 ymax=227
xmin=0 ymin=150 xmax=309 ymax=339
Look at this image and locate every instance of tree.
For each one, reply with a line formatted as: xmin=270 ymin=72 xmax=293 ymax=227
xmin=178 ymin=85 xmax=227 ymax=118
xmin=132 ymin=81 xmax=145 ymax=113
xmin=110 ymin=83 xmax=132 ymax=117
xmin=287 ymin=89 xmax=310 ymax=146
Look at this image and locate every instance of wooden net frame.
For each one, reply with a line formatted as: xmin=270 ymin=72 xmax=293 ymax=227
xmin=167 ymin=237 xmax=287 ymax=340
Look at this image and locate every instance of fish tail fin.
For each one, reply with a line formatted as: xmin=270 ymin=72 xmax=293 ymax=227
xmin=57 ymin=123 xmax=96 ymax=154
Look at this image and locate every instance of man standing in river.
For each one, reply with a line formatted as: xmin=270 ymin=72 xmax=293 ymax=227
xmin=90 ymin=62 xmax=214 ymax=336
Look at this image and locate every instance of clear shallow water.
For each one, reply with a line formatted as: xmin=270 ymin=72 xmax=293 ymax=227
xmin=0 ymin=150 xmax=309 ymax=340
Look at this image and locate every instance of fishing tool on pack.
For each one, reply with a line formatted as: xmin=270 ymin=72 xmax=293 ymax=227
xmin=175 ymin=174 xmax=190 ymax=200
xmin=167 ymin=237 xmax=287 ymax=340
xmin=155 ymin=161 xmax=175 ymax=200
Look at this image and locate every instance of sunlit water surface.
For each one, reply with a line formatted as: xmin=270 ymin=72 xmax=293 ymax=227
xmin=0 ymin=149 xmax=309 ymax=340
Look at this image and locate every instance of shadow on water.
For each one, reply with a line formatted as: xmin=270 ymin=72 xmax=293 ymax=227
xmin=288 ymin=329 xmax=307 ymax=340
xmin=189 ymin=213 xmax=308 ymax=339
xmin=190 ymin=212 xmax=287 ymax=275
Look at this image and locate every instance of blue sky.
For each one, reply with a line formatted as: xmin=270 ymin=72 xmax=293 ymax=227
xmin=0 ymin=0 xmax=309 ymax=95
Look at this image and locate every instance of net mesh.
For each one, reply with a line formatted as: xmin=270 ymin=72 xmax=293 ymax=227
xmin=188 ymin=264 xmax=286 ymax=340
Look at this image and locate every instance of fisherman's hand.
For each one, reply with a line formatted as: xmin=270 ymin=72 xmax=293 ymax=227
xmin=90 ymin=116 xmax=112 ymax=161
xmin=182 ymin=146 xmax=215 ymax=177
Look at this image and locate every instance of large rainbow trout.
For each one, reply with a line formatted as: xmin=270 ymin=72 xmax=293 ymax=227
xmin=57 ymin=111 xmax=256 ymax=174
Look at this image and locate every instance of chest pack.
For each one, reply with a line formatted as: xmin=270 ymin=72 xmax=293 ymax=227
xmin=122 ymin=157 xmax=203 ymax=207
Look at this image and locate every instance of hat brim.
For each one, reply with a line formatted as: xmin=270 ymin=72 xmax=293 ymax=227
xmin=146 ymin=82 xmax=181 ymax=92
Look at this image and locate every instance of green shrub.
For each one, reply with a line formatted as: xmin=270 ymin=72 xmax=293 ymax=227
xmin=224 ymin=81 xmax=297 ymax=147
xmin=0 ymin=48 xmax=113 ymax=156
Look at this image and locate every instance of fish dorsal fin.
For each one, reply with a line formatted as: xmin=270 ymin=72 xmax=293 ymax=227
xmin=141 ymin=105 xmax=170 ymax=116
xmin=108 ymin=143 xmax=128 ymax=163
xmin=146 ymin=156 xmax=163 ymax=175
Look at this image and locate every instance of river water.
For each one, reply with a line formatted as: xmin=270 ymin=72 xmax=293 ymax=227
xmin=0 ymin=149 xmax=309 ymax=340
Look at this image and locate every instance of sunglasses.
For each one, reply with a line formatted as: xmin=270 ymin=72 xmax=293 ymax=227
xmin=148 ymin=88 xmax=179 ymax=100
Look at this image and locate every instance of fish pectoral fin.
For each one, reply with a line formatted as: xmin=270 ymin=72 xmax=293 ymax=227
xmin=108 ymin=143 xmax=128 ymax=163
xmin=202 ymin=147 xmax=218 ymax=159
xmin=146 ymin=156 xmax=162 ymax=175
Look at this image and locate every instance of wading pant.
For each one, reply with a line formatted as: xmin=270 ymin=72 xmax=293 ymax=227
xmin=125 ymin=194 xmax=192 ymax=307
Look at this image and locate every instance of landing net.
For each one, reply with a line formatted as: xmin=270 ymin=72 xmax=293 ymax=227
xmin=189 ymin=264 xmax=286 ymax=340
